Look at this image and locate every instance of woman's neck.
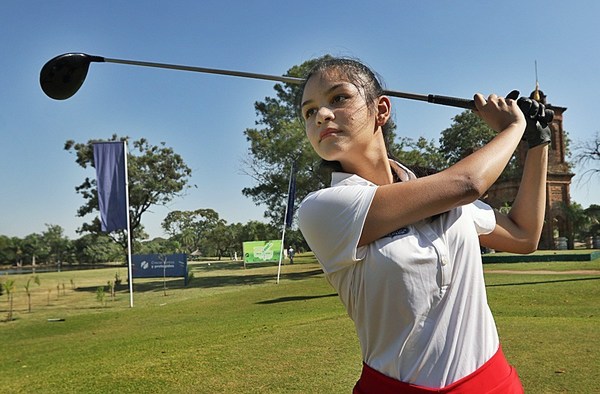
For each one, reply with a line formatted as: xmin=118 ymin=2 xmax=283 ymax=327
xmin=341 ymin=151 xmax=394 ymax=185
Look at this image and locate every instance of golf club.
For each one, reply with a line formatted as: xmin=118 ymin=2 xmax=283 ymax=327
xmin=40 ymin=52 xmax=476 ymax=110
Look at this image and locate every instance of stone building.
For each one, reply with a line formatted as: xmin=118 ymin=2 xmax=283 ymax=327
xmin=484 ymin=90 xmax=574 ymax=249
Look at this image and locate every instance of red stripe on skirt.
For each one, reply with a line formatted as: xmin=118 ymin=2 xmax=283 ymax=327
xmin=353 ymin=346 xmax=524 ymax=394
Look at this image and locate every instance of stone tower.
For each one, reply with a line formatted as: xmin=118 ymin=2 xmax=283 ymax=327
xmin=484 ymin=90 xmax=574 ymax=249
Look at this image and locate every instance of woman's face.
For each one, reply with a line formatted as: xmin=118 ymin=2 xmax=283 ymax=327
xmin=300 ymin=70 xmax=378 ymax=164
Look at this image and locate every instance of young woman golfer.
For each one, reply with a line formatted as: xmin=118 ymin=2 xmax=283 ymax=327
xmin=297 ymin=58 xmax=550 ymax=393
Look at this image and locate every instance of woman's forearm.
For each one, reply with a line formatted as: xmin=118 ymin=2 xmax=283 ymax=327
xmin=443 ymin=119 xmax=526 ymax=201
xmin=508 ymin=144 xmax=549 ymax=244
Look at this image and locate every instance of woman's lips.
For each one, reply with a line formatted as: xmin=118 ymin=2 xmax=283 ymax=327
xmin=319 ymin=128 xmax=339 ymax=141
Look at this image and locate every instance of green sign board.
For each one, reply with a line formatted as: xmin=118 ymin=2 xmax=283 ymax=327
xmin=243 ymin=240 xmax=282 ymax=263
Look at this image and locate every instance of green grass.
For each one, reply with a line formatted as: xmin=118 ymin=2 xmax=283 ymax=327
xmin=1 ymin=256 xmax=599 ymax=393
xmin=484 ymin=259 xmax=600 ymax=271
xmin=485 ymin=272 xmax=600 ymax=393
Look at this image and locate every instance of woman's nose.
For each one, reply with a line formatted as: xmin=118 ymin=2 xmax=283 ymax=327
xmin=316 ymin=107 xmax=334 ymax=124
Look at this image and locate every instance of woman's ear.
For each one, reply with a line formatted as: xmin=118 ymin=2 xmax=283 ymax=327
xmin=376 ymin=96 xmax=392 ymax=126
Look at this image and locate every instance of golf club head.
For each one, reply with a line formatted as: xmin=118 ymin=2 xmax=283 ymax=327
xmin=40 ymin=53 xmax=103 ymax=100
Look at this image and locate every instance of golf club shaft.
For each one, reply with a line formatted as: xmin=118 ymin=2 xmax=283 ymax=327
xmin=100 ymin=57 xmax=475 ymax=110
xmin=103 ymin=57 xmax=306 ymax=85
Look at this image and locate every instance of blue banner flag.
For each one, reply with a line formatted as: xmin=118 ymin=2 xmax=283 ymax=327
xmin=285 ymin=161 xmax=297 ymax=228
xmin=93 ymin=142 xmax=128 ymax=232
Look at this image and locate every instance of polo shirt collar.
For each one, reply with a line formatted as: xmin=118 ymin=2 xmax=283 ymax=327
xmin=330 ymin=160 xmax=417 ymax=187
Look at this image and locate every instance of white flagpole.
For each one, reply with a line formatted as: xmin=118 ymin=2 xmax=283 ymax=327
xmin=123 ymin=141 xmax=134 ymax=307
xmin=276 ymin=164 xmax=294 ymax=284
xmin=276 ymin=222 xmax=287 ymax=284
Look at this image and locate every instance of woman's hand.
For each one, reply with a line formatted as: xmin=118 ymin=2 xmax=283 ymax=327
xmin=473 ymin=92 xmax=525 ymax=133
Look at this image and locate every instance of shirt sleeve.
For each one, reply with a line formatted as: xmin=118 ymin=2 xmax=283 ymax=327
xmin=468 ymin=200 xmax=496 ymax=235
xmin=298 ymin=184 xmax=376 ymax=274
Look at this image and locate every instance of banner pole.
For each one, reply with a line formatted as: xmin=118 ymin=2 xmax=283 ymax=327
xmin=124 ymin=141 xmax=134 ymax=307
xmin=276 ymin=163 xmax=295 ymax=284
xmin=276 ymin=226 xmax=286 ymax=284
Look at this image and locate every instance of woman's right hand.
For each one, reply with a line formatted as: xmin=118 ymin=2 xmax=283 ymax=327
xmin=473 ymin=93 xmax=525 ymax=134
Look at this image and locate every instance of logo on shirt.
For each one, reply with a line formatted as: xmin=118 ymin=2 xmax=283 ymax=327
xmin=385 ymin=227 xmax=410 ymax=238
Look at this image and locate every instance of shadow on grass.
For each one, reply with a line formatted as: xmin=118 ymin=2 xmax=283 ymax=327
xmin=189 ymin=261 xmax=313 ymax=272
xmin=189 ymin=260 xmax=245 ymax=271
xmin=74 ymin=268 xmax=325 ymax=294
xmin=488 ymin=276 xmax=600 ymax=287
xmin=256 ymin=293 xmax=338 ymax=304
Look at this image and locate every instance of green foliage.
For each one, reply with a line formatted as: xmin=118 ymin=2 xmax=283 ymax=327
xmin=71 ymin=233 xmax=122 ymax=264
xmin=186 ymin=265 xmax=194 ymax=285
xmin=235 ymin=220 xmax=279 ymax=242
xmin=562 ymin=202 xmax=600 ymax=240
xmin=95 ymin=286 xmax=106 ymax=306
xmin=0 ymin=236 xmax=21 ymax=265
xmin=392 ymin=136 xmax=447 ymax=175
xmin=161 ymin=209 xmax=221 ymax=254
xmin=440 ymin=110 xmax=521 ymax=180
xmin=242 ymin=57 xmax=332 ymax=225
xmin=138 ymin=237 xmax=179 ymax=255
xmin=3 ymin=275 xmax=15 ymax=321
xmin=114 ymin=272 xmax=122 ymax=286
xmin=0 ymin=226 xmax=74 ymax=266
xmin=41 ymin=224 xmax=70 ymax=264
xmin=107 ymin=280 xmax=115 ymax=301
xmin=64 ymin=135 xmax=192 ymax=254
xmin=24 ymin=275 xmax=41 ymax=313
xmin=22 ymin=233 xmax=45 ymax=265
xmin=586 ymin=204 xmax=600 ymax=236
xmin=440 ymin=111 xmax=496 ymax=164
xmin=201 ymin=221 xmax=235 ymax=260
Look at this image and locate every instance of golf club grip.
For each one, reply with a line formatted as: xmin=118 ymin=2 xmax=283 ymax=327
xmin=428 ymin=94 xmax=475 ymax=110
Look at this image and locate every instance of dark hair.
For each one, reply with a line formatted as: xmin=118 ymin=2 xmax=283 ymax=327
xmin=298 ymin=57 xmax=396 ymax=174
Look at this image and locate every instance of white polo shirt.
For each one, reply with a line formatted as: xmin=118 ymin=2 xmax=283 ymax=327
xmin=298 ymin=166 xmax=499 ymax=388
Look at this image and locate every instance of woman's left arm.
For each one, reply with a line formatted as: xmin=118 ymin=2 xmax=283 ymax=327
xmin=479 ymin=144 xmax=549 ymax=254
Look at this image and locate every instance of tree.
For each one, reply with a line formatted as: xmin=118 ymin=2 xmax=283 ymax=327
xmin=139 ymin=237 xmax=181 ymax=255
xmin=3 ymin=276 xmax=15 ymax=321
xmin=0 ymin=236 xmax=17 ymax=266
xmin=161 ymin=209 xmax=221 ymax=254
xmin=242 ymin=57 xmax=335 ymax=225
xmin=561 ymin=202 xmax=590 ymax=244
xmin=9 ymin=237 xmax=23 ymax=266
xmin=393 ymin=136 xmax=447 ymax=175
xmin=203 ymin=221 xmax=235 ymax=260
xmin=24 ymin=275 xmax=41 ymax=313
xmin=21 ymin=233 xmax=46 ymax=266
xmin=573 ymin=132 xmax=600 ymax=183
xmin=439 ymin=110 xmax=521 ymax=180
xmin=439 ymin=111 xmax=495 ymax=164
xmin=41 ymin=224 xmax=70 ymax=265
xmin=65 ymin=135 xmax=192 ymax=255
xmin=237 ymin=220 xmax=279 ymax=242
xmin=72 ymin=234 xmax=122 ymax=264
xmin=585 ymin=204 xmax=600 ymax=238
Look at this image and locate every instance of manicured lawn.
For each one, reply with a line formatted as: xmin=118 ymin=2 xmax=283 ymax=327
xmin=1 ymin=255 xmax=599 ymax=393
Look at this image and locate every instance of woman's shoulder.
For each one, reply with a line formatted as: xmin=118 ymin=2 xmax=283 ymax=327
xmin=298 ymin=181 xmax=376 ymax=227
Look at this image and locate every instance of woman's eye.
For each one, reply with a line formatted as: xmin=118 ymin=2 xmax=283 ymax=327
xmin=332 ymin=95 xmax=347 ymax=104
xmin=304 ymin=108 xmax=317 ymax=119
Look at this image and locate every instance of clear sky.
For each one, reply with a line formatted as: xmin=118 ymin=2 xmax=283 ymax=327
xmin=1 ymin=1 xmax=598 ymax=240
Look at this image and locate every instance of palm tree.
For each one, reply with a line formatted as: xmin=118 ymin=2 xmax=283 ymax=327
xmin=24 ymin=276 xmax=41 ymax=313
xmin=3 ymin=277 xmax=16 ymax=321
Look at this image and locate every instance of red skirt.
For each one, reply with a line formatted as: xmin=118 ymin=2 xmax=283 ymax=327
xmin=353 ymin=347 xmax=524 ymax=394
